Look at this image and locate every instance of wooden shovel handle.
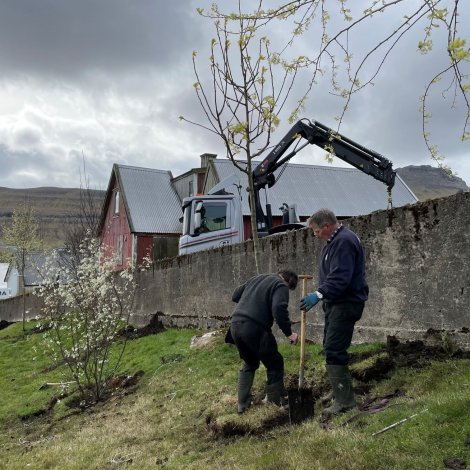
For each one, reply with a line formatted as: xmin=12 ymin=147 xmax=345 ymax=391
xmin=298 ymin=275 xmax=313 ymax=389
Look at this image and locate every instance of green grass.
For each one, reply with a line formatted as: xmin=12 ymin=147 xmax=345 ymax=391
xmin=1 ymin=322 xmax=469 ymax=469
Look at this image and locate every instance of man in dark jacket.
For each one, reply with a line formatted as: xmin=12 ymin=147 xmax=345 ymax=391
xmin=229 ymin=269 xmax=299 ymax=414
xmin=300 ymin=209 xmax=367 ymax=418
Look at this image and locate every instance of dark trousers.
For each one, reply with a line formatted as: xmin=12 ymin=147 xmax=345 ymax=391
xmin=230 ymin=320 xmax=284 ymax=384
xmin=323 ymin=302 xmax=364 ymax=365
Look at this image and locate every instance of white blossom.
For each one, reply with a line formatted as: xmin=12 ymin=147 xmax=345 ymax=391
xmin=35 ymin=237 xmax=148 ymax=403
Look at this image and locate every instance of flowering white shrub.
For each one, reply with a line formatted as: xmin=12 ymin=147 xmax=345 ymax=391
xmin=37 ymin=237 xmax=150 ymax=403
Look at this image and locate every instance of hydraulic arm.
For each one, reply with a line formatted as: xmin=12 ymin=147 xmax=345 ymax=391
xmin=251 ymin=119 xmax=396 ymax=234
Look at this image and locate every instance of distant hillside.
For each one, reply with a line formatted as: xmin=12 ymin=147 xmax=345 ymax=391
xmin=1 ymin=165 xmax=468 ymax=247
xmin=396 ymin=165 xmax=469 ymax=201
xmin=0 ymin=187 xmax=105 ymax=248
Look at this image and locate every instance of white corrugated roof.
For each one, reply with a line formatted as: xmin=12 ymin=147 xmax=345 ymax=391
xmin=211 ymin=159 xmax=417 ymax=217
xmin=117 ymin=165 xmax=182 ymax=233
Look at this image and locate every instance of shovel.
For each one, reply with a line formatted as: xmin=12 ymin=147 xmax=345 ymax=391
xmin=287 ymin=274 xmax=315 ymax=424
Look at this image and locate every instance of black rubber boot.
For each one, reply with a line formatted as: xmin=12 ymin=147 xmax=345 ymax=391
xmin=237 ymin=370 xmax=255 ymax=414
xmin=322 ymin=365 xmax=356 ymax=419
xmin=265 ymin=381 xmax=284 ymax=406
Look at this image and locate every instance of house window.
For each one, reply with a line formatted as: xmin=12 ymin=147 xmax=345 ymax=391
xmin=114 ymin=190 xmax=120 ymax=216
xmin=189 ymin=180 xmax=194 ymax=197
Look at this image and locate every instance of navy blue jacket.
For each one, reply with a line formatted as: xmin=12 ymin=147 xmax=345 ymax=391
xmin=231 ymin=273 xmax=293 ymax=336
xmin=317 ymin=225 xmax=368 ymax=303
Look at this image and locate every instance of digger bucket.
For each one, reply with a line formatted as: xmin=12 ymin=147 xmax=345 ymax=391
xmin=287 ymin=274 xmax=315 ymax=424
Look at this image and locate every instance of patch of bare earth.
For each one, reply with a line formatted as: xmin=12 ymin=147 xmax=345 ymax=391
xmin=117 ymin=315 xmax=165 ymax=339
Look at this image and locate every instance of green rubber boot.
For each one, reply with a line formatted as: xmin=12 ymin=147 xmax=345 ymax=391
xmin=322 ymin=365 xmax=356 ymax=419
xmin=237 ymin=370 xmax=255 ymax=414
xmin=265 ymin=381 xmax=285 ymax=406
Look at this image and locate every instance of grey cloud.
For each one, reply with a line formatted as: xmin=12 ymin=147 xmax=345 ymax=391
xmin=0 ymin=1 xmax=468 ymax=190
xmin=0 ymin=0 xmax=198 ymax=81
xmin=0 ymin=144 xmax=109 ymax=189
xmin=12 ymin=126 xmax=42 ymax=147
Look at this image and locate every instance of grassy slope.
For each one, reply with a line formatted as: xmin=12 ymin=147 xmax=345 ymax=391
xmin=1 ymin=322 xmax=469 ymax=470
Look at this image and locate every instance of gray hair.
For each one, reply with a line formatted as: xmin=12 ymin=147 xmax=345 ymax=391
xmin=307 ymin=209 xmax=338 ymax=228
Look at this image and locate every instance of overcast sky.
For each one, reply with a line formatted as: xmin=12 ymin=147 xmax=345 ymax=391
xmin=0 ymin=0 xmax=468 ymax=190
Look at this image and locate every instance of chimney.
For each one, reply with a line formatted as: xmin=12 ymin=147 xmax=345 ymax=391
xmin=200 ymin=153 xmax=217 ymax=169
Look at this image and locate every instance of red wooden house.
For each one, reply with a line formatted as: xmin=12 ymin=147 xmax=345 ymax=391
xmin=99 ymin=164 xmax=182 ymax=269
xmin=99 ymin=154 xmax=418 ymax=268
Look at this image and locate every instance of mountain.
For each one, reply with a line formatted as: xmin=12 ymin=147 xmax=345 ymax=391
xmin=0 ymin=187 xmax=105 ymax=248
xmin=396 ymin=165 xmax=469 ymax=201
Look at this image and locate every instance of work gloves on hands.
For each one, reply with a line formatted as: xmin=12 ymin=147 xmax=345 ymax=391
xmin=300 ymin=292 xmax=321 ymax=311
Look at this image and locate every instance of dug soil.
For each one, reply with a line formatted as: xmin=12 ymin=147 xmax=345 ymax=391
xmin=207 ymin=335 xmax=470 ymax=438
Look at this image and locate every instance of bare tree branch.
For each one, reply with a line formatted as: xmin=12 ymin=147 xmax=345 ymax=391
xmin=201 ymin=0 xmax=469 ymax=170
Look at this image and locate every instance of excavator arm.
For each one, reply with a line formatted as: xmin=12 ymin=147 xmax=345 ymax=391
xmin=251 ymin=118 xmax=396 ymax=234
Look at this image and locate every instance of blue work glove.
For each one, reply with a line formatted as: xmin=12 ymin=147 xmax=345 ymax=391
xmin=300 ymin=292 xmax=320 ymax=311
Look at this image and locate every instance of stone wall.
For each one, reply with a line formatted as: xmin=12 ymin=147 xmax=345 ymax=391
xmin=2 ymin=192 xmax=469 ymax=348
xmin=132 ymin=191 xmax=470 ymax=348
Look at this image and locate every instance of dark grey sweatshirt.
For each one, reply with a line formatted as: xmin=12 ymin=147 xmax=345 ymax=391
xmin=231 ymin=273 xmax=292 ymax=337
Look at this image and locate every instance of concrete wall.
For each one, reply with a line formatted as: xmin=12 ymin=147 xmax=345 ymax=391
xmin=0 ymin=291 xmax=43 ymax=323
xmin=2 ymin=192 xmax=469 ymax=348
xmin=132 ymin=191 xmax=470 ymax=348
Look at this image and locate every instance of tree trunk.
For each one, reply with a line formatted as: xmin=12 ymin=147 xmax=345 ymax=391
xmin=246 ymin=175 xmax=261 ymax=275
xmin=20 ymin=251 xmax=26 ymax=333
xmin=22 ymin=285 xmax=26 ymax=333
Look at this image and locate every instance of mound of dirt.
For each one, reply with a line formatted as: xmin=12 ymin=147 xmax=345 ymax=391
xmin=0 ymin=320 xmax=12 ymax=331
xmin=118 ymin=315 xmax=165 ymax=339
xmin=349 ymin=335 xmax=470 ymax=383
xmin=65 ymin=370 xmax=145 ymax=410
xmin=350 ymin=352 xmax=394 ymax=382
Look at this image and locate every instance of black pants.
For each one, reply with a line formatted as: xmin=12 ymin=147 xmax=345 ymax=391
xmin=323 ymin=302 xmax=364 ymax=366
xmin=230 ymin=320 xmax=284 ymax=385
